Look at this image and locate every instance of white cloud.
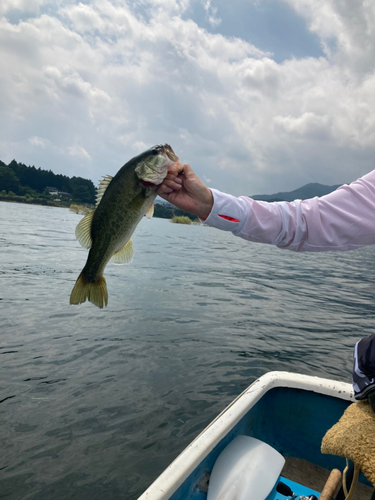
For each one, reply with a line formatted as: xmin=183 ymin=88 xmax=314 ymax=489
xmin=140 ymin=0 xmax=190 ymax=15
xmin=204 ymin=0 xmax=222 ymax=28
xmin=273 ymin=112 xmax=332 ymax=140
xmin=68 ymin=145 xmax=91 ymax=159
xmin=283 ymin=0 xmax=375 ymax=74
xmin=132 ymin=141 xmax=149 ymax=152
xmin=59 ymin=2 xmax=105 ymax=32
xmin=29 ymin=136 xmax=50 ymax=148
xmin=0 ymin=0 xmax=48 ymax=15
xmin=0 ymin=0 xmax=374 ymax=195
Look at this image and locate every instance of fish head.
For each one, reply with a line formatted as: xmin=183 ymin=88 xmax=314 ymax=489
xmin=135 ymin=144 xmax=180 ymax=187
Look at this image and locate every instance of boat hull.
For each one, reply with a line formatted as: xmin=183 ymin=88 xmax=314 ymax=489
xmin=138 ymin=371 xmax=362 ymax=500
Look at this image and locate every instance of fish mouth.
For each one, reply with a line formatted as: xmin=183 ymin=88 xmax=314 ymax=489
xmin=137 ymin=144 xmax=180 ymax=188
xmin=152 ymin=144 xmax=179 ymax=163
xmin=163 ymin=144 xmax=179 ymax=162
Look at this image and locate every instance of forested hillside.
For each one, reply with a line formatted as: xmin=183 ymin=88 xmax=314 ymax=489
xmin=0 ymin=159 xmax=96 ymax=204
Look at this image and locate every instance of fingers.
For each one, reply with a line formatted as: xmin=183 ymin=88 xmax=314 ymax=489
xmin=164 ymin=172 xmax=183 ymax=186
xmin=157 ymin=163 xmax=192 ymax=197
xmin=156 ymin=177 xmax=182 ymax=196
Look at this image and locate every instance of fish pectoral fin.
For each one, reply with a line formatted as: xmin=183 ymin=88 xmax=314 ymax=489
xmin=96 ymin=175 xmax=113 ymax=207
xmin=75 ymin=210 xmax=95 ymax=249
xmin=111 ymin=239 xmax=134 ymax=264
xmin=145 ymin=203 xmax=154 ymax=220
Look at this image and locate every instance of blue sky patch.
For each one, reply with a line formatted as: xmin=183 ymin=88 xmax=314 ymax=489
xmin=184 ymin=0 xmax=325 ymax=62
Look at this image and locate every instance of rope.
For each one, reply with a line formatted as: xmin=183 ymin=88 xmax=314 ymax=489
xmin=342 ymin=459 xmax=360 ymax=500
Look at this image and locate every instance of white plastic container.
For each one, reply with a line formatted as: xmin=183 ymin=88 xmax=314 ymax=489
xmin=207 ymin=435 xmax=285 ymax=500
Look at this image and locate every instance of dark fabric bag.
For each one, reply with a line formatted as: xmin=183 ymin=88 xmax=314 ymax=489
xmin=353 ymin=334 xmax=375 ymax=400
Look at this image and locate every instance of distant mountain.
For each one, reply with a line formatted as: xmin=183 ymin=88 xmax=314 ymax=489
xmin=252 ymin=182 xmax=342 ymax=202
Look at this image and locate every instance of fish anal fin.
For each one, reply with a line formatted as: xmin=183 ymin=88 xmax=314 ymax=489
xmin=96 ymin=175 xmax=113 ymax=207
xmin=111 ymin=239 xmax=134 ymax=264
xmin=75 ymin=210 xmax=95 ymax=249
xmin=145 ymin=203 xmax=154 ymax=220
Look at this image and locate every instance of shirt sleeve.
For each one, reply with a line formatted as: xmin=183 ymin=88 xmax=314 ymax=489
xmin=203 ymin=170 xmax=375 ymax=252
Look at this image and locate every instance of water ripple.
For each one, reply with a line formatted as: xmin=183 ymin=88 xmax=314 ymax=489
xmin=1 ymin=202 xmax=375 ymax=499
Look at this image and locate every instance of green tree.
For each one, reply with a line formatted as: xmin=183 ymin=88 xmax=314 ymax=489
xmin=0 ymin=166 xmax=20 ymax=193
xmin=70 ymin=177 xmax=96 ymax=204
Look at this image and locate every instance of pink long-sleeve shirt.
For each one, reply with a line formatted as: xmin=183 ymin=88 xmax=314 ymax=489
xmin=204 ymin=170 xmax=375 ymax=252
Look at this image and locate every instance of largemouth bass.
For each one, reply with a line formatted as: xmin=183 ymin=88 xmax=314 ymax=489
xmin=70 ymin=144 xmax=180 ymax=308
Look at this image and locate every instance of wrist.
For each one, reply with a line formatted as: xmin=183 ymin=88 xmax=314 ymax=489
xmin=197 ymin=188 xmax=213 ymax=220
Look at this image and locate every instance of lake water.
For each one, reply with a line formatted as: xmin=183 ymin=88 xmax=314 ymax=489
xmin=1 ymin=201 xmax=375 ymax=499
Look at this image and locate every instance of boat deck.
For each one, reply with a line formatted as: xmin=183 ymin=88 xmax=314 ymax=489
xmin=282 ymin=457 xmax=373 ymax=500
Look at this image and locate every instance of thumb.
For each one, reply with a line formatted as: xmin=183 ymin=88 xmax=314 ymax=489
xmin=180 ymin=163 xmax=196 ymax=179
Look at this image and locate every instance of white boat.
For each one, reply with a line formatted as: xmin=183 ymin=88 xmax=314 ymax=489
xmin=138 ymin=371 xmax=373 ymax=500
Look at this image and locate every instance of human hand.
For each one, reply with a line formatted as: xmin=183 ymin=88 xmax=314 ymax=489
xmin=157 ymin=164 xmax=213 ymax=219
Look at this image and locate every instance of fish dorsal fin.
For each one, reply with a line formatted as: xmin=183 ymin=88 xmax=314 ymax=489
xmin=75 ymin=210 xmax=95 ymax=249
xmin=111 ymin=239 xmax=134 ymax=264
xmin=96 ymin=175 xmax=113 ymax=207
xmin=145 ymin=202 xmax=154 ymax=220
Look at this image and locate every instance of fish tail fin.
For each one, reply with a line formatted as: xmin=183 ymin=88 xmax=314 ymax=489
xmin=70 ymin=272 xmax=108 ymax=308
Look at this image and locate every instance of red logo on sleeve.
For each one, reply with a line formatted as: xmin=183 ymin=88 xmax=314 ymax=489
xmin=218 ymin=214 xmax=240 ymax=223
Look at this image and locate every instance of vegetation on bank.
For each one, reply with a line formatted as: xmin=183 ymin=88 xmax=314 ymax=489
xmin=171 ymin=215 xmax=192 ymax=224
xmin=153 ymin=203 xmax=198 ymax=221
xmin=0 ymin=159 xmax=96 ymax=205
xmin=69 ymin=204 xmax=92 ymax=215
xmin=0 ymin=190 xmax=61 ymax=206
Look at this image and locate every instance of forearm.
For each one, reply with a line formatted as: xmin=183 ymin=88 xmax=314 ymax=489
xmin=204 ymin=170 xmax=375 ymax=252
xmin=204 ymin=189 xmax=284 ymax=245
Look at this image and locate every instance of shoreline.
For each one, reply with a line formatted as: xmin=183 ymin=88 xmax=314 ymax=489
xmin=0 ymin=198 xmax=199 ymax=223
xmin=0 ymin=196 xmax=77 ymax=209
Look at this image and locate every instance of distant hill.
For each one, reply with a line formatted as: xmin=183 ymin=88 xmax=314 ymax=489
xmin=252 ymin=182 xmax=342 ymax=202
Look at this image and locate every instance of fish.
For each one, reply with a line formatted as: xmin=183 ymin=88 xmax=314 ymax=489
xmin=70 ymin=144 xmax=180 ymax=308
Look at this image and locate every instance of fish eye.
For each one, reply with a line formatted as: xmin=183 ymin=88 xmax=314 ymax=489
xmin=151 ymin=149 xmax=158 ymax=156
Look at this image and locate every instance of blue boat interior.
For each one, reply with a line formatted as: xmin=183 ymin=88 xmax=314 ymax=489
xmin=266 ymin=476 xmax=320 ymax=499
xmin=169 ymin=386 xmax=371 ymax=499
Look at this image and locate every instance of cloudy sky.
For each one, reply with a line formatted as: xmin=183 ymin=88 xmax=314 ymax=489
xmin=1 ymin=0 xmax=374 ymax=196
